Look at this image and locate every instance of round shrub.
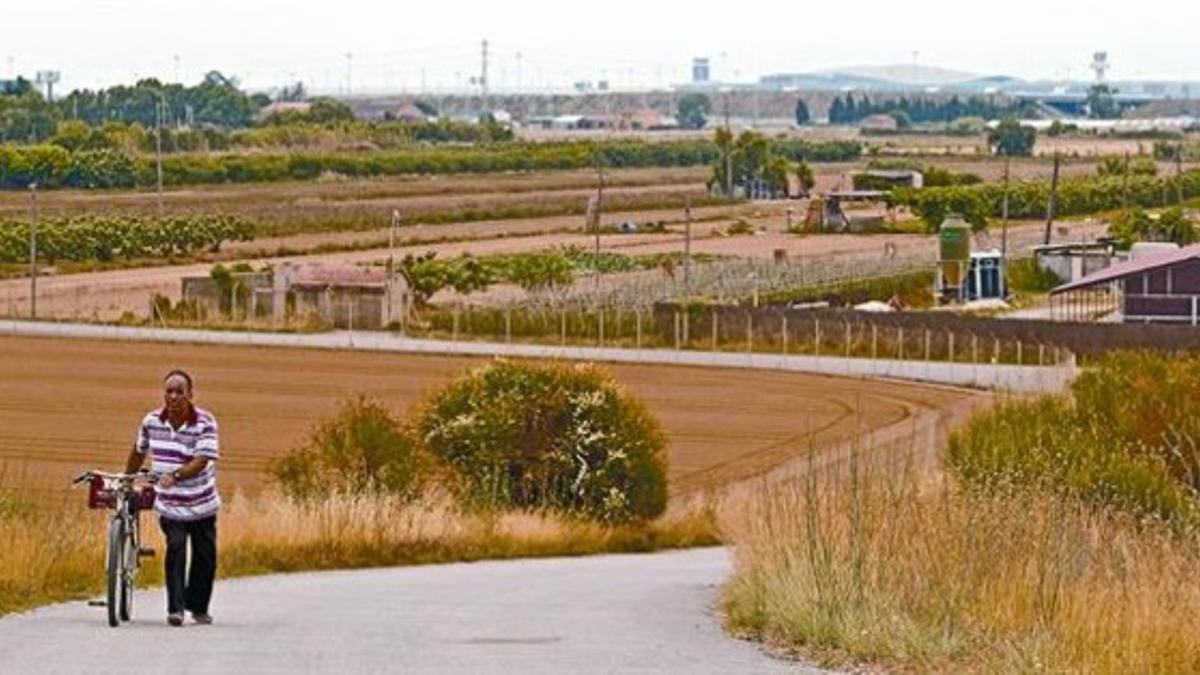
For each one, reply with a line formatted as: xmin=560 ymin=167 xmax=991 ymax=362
xmin=417 ymin=361 xmax=668 ymax=522
xmin=271 ymin=397 xmax=433 ymax=501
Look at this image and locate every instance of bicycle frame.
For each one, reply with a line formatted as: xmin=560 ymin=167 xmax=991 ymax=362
xmin=73 ymin=470 xmax=157 ymax=627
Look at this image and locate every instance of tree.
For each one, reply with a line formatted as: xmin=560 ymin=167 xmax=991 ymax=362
xmin=829 ymin=97 xmax=845 ymax=124
xmin=794 ymin=99 xmax=810 ymax=126
xmin=1111 ymin=207 xmax=1196 ymax=248
xmin=677 ymin=93 xmax=711 ymax=130
xmin=795 ymin=161 xmax=815 ymax=194
xmin=709 ymin=129 xmax=795 ymax=198
xmin=1087 ymin=84 xmax=1121 ymax=120
xmin=987 ymin=118 xmax=1036 ymax=157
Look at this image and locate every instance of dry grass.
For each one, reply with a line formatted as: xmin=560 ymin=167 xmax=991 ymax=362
xmin=720 ymin=447 xmax=1200 ymax=673
xmin=0 ymin=487 xmax=718 ymax=618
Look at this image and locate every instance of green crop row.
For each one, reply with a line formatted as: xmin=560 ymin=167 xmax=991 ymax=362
xmin=0 ymin=214 xmax=254 ymax=263
xmin=0 ymin=138 xmax=861 ymax=191
xmin=892 ymin=169 xmax=1200 ymax=231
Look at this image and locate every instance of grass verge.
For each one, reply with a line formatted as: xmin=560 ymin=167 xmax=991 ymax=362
xmin=0 ymin=488 xmax=717 ymax=618
xmin=721 ymin=454 xmax=1200 ymax=672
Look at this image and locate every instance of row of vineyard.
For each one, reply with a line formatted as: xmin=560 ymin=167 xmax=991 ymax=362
xmin=0 ymin=139 xmax=863 ymax=190
xmin=891 ymin=169 xmax=1200 ymax=230
xmin=0 ymin=215 xmax=254 ymax=262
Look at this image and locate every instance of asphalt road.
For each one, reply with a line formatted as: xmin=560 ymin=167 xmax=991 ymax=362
xmin=0 ymin=547 xmax=810 ymax=675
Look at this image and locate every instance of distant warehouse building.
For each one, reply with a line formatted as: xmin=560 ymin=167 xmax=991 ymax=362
xmin=1049 ymin=243 xmax=1200 ymax=324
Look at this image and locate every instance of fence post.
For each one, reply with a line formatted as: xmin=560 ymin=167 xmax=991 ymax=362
xmin=674 ymin=311 xmax=681 ymax=350
xmin=747 ymin=313 xmax=754 ymax=353
xmin=871 ymin=323 xmax=877 ymax=360
xmin=1038 ymin=343 xmax=1045 ymax=366
xmin=1017 ymin=340 xmax=1023 ymax=366
xmin=948 ymin=332 xmax=955 ymax=363
xmin=712 ymin=309 xmax=719 ymax=351
xmin=994 ymin=336 xmax=1000 ymax=364
xmin=815 ymin=318 xmax=821 ymax=356
xmin=598 ymin=309 xmax=605 ymax=348
xmin=924 ymin=329 xmax=931 ymax=361
xmin=505 ymin=309 xmax=512 ymax=344
xmin=972 ymin=334 xmax=978 ymax=364
xmin=635 ymin=309 xmax=642 ymax=349
xmin=898 ymin=326 xmax=904 ymax=360
xmin=452 ymin=307 xmax=459 ymax=342
xmin=560 ymin=309 xmax=567 ymax=346
xmin=782 ymin=314 xmax=789 ymax=354
xmin=682 ymin=311 xmax=689 ymax=347
xmin=845 ymin=321 xmax=851 ymax=358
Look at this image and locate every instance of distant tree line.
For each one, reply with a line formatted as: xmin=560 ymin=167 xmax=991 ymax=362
xmin=827 ymin=94 xmax=1034 ymax=125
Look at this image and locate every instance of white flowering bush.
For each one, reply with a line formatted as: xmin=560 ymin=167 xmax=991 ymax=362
xmin=417 ymin=361 xmax=667 ymax=522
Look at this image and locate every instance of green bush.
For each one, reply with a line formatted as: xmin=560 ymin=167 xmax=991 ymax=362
xmin=1006 ymin=257 xmax=1063 ymax=293
xmin=271 ymin=397 xmax=434 ymax=501
xmin=417 ymin=361 xmax=668 ymax=522
xmin=947 ymin=351 xmax=1200 ymax=526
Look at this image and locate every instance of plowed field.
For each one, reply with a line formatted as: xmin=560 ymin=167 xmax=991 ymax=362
xmin=0 ymin=335 xmax=975 ymax=497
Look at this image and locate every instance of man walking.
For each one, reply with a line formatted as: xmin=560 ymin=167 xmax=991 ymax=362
xmin=126 ymin=369 xmax=221 ymax=627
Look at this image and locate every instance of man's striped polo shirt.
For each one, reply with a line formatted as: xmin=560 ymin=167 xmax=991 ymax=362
xmin=135 ymin=405 xmax=221 ymax=521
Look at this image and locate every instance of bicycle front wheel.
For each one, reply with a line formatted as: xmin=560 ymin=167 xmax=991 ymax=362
xmin=119 ymin=527 xmax=135 ymax=622
xmin=105 ymin=517 xmax=124 ymax=628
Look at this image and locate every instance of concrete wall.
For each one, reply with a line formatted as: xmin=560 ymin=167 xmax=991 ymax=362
xmin=0 ymin=320 xmax=1076 ymax=394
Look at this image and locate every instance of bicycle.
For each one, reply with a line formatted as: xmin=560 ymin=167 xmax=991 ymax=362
xmin=71 ymin=469 xmax=158 ymax=627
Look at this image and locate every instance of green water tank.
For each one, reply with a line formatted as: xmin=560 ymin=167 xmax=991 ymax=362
xmin=939 ymin=214 xmax=972 ymax=288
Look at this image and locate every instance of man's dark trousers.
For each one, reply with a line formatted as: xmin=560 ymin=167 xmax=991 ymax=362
xmin=159 ymin=515 xmax=217 ymax=615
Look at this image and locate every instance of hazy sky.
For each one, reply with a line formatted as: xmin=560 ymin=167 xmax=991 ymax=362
xmin=5 ymin=0 xmax=1198 ymax=94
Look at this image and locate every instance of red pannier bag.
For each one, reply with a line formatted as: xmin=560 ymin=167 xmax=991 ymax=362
xmin=86 ymin=476 xmax=156 ymax=510
xmin=87 ymin=475 xmax=116 ymax=509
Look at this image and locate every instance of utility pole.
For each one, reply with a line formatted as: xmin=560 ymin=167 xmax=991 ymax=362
xmin=1122 ymin=151 xmax=1131 ymax=213
xmin=723 ymin=88 xmax=733 ymax=200
xmin=387 ymin=209 xmax=400 ymax=326
xmin=594 ymin=160 xmax=605 ymax=290
xmin=1001 ymin=155 xmax=1010 ymax=259
xmin=480 ymin=39 xmax=490 ymax=115
xmin=684 ymin=197 xmax=692 ymax=292
xmin=1176 ymin=143 xmax=1185 ymax=205
xmin=28 ymin=183 xmax=38 ymax=320
xmin=1043 ymin=152 xmax=1061 ymax=246
xmin=155 ymin=96 xmax=165 ymax=218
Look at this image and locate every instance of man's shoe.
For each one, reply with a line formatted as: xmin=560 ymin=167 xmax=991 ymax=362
xmin=191 ymin=612 xmax=213 ymax=625
xmin=167 ymin=612 xmax=184 ymax=627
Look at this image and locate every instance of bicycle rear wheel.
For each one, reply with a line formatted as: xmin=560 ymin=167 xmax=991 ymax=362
xmin=105 ymin=518 xmax=124 ymax=628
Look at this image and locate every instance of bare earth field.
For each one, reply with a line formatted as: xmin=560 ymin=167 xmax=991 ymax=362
xmin=0 ymin=335 xmax=973 ymax=498
xmin=0 ymin=219 xmax=1107 ymax=320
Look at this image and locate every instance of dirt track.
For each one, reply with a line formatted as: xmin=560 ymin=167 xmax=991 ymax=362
xmin=0 ymin=335 xmax=974 ymax=497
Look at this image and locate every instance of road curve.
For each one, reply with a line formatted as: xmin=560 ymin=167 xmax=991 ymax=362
xmin=0 ymin=548 xmax=810 ymax=674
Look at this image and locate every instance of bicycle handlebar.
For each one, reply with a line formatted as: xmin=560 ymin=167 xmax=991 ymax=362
xmin=71 ymin=469 xmax=161 ymax=487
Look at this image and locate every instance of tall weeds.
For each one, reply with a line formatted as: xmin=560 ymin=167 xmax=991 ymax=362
xmin=722 ymin=437 xmax=1200 ymax=672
